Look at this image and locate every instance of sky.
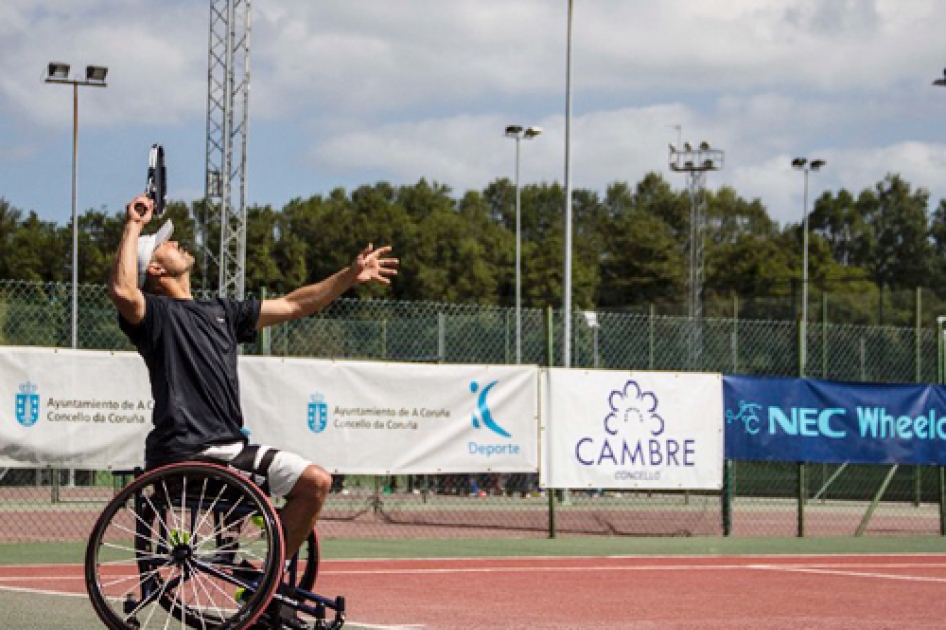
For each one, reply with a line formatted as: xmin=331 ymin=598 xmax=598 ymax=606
xmin=2 ymin=0 xmax=946 ymax=228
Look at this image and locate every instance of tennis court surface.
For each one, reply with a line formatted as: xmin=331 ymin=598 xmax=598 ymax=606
xmin=3 ymin=543 xmax=946 ymax=629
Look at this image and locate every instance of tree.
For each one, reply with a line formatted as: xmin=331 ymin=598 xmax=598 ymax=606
xmin=857 ymin=174 xmax=931 ymax=289
xmin=0 ymin=198 xmax=23 ymax=279
xmin=596 ymin=179 xmax=684 ymax=306
xmin=808 ymin=189 xmax=865 ymax=267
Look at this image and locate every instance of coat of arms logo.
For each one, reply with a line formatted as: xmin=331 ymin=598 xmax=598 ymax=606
xmin=307 ymin=393 xmax=328 ymax=434
xmin=15 ymin=381 xmax=39 ymax=427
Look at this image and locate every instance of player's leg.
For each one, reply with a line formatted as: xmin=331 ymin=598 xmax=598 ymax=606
xmin=278 ymin=463 xmax=332 ymax=558
xmin=196 ymin=443 xmax=331 ymax=562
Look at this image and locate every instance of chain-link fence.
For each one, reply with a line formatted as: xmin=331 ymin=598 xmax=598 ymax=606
xmin=1 ymin=279 xmax=944 ymax=541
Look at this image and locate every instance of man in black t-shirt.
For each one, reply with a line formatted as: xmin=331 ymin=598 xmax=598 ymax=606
xmin=110 ymin=194 xmax=397 ymax=560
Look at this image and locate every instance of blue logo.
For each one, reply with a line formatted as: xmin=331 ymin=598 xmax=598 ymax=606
xmin=603 ymin=379 xmax=665 ymax=438
xmin=726 ymin=400 xmax=762 ymax=435
xmin=470 ymin=380 xmax=511 ymax=438
xmin=15 ymin=382 xmax=39 ymax=427
xmin=575 ymin=378 xmax=696 ymax=471
xmin=307 ymin=392 xmax=328 ymax=434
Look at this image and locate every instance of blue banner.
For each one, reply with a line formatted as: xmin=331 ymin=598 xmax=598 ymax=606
xmin=724 ymin=375 xmax=946 ymax=465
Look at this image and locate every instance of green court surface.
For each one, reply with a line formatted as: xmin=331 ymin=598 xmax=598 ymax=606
xmin=3 ymin=534 xmax=946 ymax=567
xmin=0 ymin=589 xmax=381 ymax=630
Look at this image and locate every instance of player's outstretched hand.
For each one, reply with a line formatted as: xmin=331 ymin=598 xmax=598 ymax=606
xmin=352 ymin=243 xmax=398 ymax=285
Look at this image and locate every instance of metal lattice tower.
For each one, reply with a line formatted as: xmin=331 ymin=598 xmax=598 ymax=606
xmin=669 ymin=141 xmax=724 ymax=369
xmin=201 ymin=0 xmax=251 ymax=298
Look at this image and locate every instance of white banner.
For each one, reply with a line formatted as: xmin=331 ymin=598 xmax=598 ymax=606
xmin=239 ymin=358 xmax=538 ymax=474
xmin=540 ymin=369 xmax=724 ymax=490
xmin=0 ymin=347 xmax=153 ymax=468
xmin=0 ymin=347 xmax=538 ymax=474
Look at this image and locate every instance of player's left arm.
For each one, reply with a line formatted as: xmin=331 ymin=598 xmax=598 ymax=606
xmin=257 ymin=244 xmax=397 ymax=329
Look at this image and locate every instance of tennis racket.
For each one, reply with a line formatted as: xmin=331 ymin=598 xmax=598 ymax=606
xmin=134 ymin=144 xmax=166 ymax=216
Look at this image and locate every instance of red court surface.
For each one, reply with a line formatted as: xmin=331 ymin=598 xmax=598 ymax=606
xmin=3 ymin=554 xmax=946 ymax=628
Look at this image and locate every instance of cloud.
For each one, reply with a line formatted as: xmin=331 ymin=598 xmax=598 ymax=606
xmin=0 ymin=0 xmax=206 ymax=129
xmin=4 ymin=0 xmax=946 ymax=228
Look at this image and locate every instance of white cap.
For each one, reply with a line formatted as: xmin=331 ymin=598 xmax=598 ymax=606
xmin=137 ymin=220 xmax=174 ymax=287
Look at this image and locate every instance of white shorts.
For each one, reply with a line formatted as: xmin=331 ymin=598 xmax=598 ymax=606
xmin=198 ymin=442 xmax=311 ymax=497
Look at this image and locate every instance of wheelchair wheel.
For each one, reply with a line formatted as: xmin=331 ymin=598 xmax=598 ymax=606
xmin=85 ymin=462 xmax=286 ymax=630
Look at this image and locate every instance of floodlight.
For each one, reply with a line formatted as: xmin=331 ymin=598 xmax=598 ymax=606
xmin=46 ymin=62 xmax=70 ymax=81
xmin=810 ymin=159 xmax=826 ymax=170
xmin=85 ymin=65 xmax=108 ymax=84
xmin=524 ymin=126 xmax=543 ymax=139
xmin=505 ymin=125 xmax=523 ymax=137
xmin=791 ymin=157 xmax=807 ymax=168
xmin=699 ymin=141 xmax=710 ymax=150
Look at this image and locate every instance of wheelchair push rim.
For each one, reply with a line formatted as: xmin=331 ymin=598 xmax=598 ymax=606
xmin=85 ymin=462 xmax=286 ymax=630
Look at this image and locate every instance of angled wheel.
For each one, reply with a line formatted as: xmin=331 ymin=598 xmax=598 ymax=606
xmin=85 ymin=462 xmax=285 ymax=630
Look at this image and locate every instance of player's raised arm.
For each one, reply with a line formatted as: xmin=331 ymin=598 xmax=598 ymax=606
xmin=109 ymin=195 xmax=152 ymax=325
xmin=258 ymin=243 xmax=398 ymax=329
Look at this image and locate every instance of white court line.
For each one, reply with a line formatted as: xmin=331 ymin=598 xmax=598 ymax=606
xmin=5 ymin=562 xmax=946 ymax=581
xmin=0 ymin=584 xmax=88 ymax=598
xmin=346 ymin=624 xmax=425 ymax=630
xmin=750 ymin=565 xmax=946 ymax=584
xmin=5 ymin=551 xmax=946 ymax=570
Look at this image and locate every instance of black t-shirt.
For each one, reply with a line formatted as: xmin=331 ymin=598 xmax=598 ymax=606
xmin=119 ymin=295 xmax=260 ymax=467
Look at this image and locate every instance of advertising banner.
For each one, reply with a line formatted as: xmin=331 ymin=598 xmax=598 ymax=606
xmin=724 ymin=375 xmax=946 ymax=465
xmin=541 ymin=369 xmax=724 ymax=490
xmin=0 ymin=347 xmax=152 ymax=468
xmin=238 ymin=357 xmax=538 ymax=474
xmin=0 ymin=347 xmax=538 ymax=474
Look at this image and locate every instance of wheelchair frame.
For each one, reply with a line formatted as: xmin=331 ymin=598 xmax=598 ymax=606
xmin=84 ymin=461 xmax=345 ymax=630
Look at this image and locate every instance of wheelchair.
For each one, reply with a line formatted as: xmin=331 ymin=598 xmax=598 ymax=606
xmin=84 ymin=461 xmax=346 ymax=630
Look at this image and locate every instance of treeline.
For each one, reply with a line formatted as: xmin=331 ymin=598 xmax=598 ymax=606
xmin=1 ymin=172 xmax=944 ymax=318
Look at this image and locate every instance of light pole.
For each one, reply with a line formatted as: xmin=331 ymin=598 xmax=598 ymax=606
xmin=505 ymin=125 xmax=542 ymax=363
xmin=563 ymin=0 xmax=574 ymax=369
xmin=44 ymin=61 xmax=108 ymax=349
xmin=791 ymin=157 xmax=826 ymax=377
xmin=669 ymin=140 xmax=724 ymax=370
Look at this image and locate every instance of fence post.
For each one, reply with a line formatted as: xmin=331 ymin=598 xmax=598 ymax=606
xmin=916 ymin=287 xmax=922 ymax=383
xmin=648 ymin=303 xmax=655 ymax=369
xmin=797 ymin=462 xmax=806 ymax=537
xmin=940 ymin=466 xmax=946 ymax=536
xmin=731 ymin=296 xmax=739 ymax=373
xmin=380 ymin=319 xmax=388 ymax=359
xmin=259 ymin=287 xmax=271 ymax=356
xmin=545 ymin=306 xmax=556 ymax=539
xmin=822 ymin=291 xmax=828 ymax=379
xmin=722 ymin=459 xmax=733 ymax=536
xmin=914 ymin=465 xmax=921 ymax=508
xmin=51 ymin=466 xmax=60 ymax=504
xmin=797 ymin=320 xmax=805 ymax=378
xmin=437 ymin=312 xmax=446 ymax=363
